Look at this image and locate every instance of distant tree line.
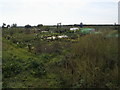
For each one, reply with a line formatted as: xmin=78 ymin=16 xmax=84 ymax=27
xmin=2 ymin=23 xmax=44 ymax=29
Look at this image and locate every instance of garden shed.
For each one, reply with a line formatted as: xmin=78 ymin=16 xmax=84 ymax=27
xmin=80 ymin=28 xmax=95 ymax=34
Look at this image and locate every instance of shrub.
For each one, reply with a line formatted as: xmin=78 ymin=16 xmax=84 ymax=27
xmin=3 ymin=61 xmax=23 ymax=78
xmin=28 ymin=61 xmax=46 ymax=77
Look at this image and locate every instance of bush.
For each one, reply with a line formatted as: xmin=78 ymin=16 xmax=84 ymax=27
xmin=34 ymin=42 xmax=61 ymax=54
xmin=3 ymin=61 xmax=23 ymax=78
xmin=28 ymin=61 xmax=46 ymax=77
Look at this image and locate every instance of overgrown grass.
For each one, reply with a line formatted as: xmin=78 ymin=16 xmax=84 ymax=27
xmin=2 ymin=26 xmax=119 ymax=88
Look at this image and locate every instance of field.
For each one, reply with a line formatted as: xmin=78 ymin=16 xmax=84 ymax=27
xmin=2 ymin=25 xmax=119 ymax=88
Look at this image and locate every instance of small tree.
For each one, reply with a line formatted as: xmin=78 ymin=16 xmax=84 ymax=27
xmin=80 ymin=22 xmax=83 ymax=28
xmin=37 ymin=24 xmax=43 ymax=28
xmin=25 ymin=24 xmax=32 ymax=34
xmin=11 ymin=23 xmax=17 ymax=28
xmin=2 ymin=23 xmax=6 ymax=28
xmin=25 ymin=24 xmax=32 ymax=28
xmin=7 ymin=25 xmax=10 ymax=28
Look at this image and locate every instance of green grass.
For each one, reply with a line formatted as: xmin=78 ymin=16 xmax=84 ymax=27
xmin=2 ymin=26 xmax=119 ymax=88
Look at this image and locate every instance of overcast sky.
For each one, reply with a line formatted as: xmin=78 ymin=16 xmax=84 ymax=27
xmin=0 ymin=0 xmax=119 ymax=26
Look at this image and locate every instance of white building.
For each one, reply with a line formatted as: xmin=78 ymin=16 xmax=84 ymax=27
xmin=70 ymin=28 xmax=79 ymax=31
